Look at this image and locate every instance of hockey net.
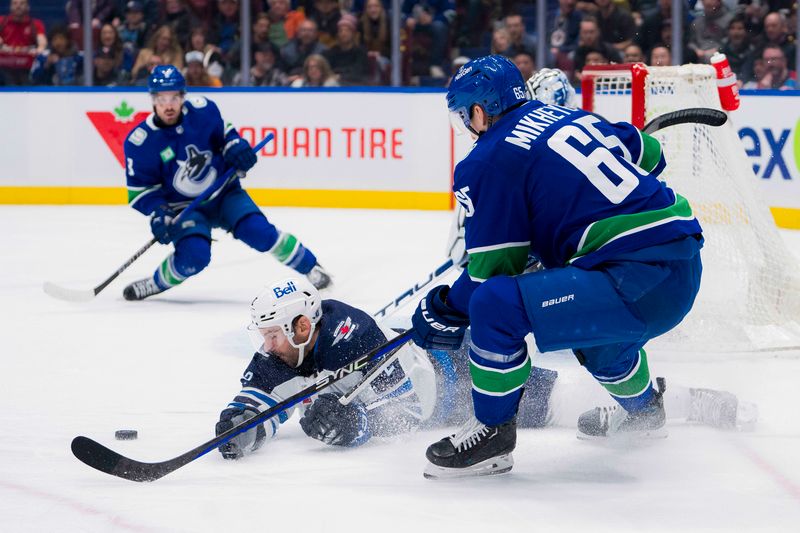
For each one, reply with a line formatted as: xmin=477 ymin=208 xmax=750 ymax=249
xmin=581 ymin=63 xmax=800 ymax=353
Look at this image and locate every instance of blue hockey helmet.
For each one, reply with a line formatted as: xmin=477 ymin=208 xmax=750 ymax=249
xmin=447 ymin=55 xmax=527 ymax=135
xmin=148 ymin=65 xmax=186 ymax=94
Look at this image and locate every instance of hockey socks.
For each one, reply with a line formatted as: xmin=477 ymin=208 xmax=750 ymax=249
xmin=593 ymin=348 xmax=654 ymax=412
xmin=269 ymin=232 xmax=318 ymax=275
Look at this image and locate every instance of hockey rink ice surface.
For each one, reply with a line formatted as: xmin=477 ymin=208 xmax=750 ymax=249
xmin=1 ymin=205 xmax=799 ymax=533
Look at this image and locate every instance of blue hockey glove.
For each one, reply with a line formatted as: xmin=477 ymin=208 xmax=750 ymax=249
xmin=223 ymin=138 xmax=257 ymax=173
xmin=149 ymin=205 xmax=179 ymax=244
xmin=299 ymin=393 xmax=370 ymax=447
xmin=411 ymin=285 xmax=470 ymax=350
xmin=215 ymin=407 xmax=267 ymax=460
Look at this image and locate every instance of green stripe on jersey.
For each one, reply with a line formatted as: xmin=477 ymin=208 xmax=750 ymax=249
xmin=470 ymin=355 xmax=532 ymax=396
xmin=467 ymin=244 xmax=529 ymax=282
xmin=127 ymin=185 xmax=161 ymax=207
xmin=639 ymin=133 xmax=662 ymax=172
xmin=600 ymin=349 xmax=651 ymax=398
xmin=270 ymin=233 xmax=299 ymax=263
xmin=570 ymin=194 xmax=695 ymax=263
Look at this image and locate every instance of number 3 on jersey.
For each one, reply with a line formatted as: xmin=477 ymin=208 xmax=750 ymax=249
xmin=547 ymin=117 xmax=646 ymax=204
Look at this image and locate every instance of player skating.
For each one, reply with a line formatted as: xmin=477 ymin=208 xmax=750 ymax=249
xmin=409 ymin=55 xmax=705 ymax=479
xmin=214 ymin=277 xmax=753 ymax=460
xmin=122 ymin=65 xmax=331 ymax=301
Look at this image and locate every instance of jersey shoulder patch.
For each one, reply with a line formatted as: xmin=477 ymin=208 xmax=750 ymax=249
xmin=186 ymin=96 xmax=208 ymax=109
xmin=128 ymin=127 xmax=148 ymax=146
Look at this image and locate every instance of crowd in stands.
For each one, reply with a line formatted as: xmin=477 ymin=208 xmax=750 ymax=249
xmin=0 ymin=0 xmax=796 ymax=89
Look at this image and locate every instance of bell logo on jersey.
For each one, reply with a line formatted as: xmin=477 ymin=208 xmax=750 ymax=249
xmin=172 ymin=144 xmax=217 ymax=197
xmin=332 ymin=317 xmax=358 ymax=346
xmin=454 ymin=186 xmax=475 ymax=217
xmin=272 ymin=280 xmax=297 ymax=298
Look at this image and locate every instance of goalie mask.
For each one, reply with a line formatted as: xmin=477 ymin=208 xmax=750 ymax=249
xmin=249 ymin=277 xmax=322 ymax=367
xmin=526 ymin=68 xmax=578 ymax=109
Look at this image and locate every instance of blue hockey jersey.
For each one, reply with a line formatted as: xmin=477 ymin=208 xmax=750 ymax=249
xmin=123 ymin=96 xmax=245 ymax=216
xmin=448 ymin=100 xmax=703 ymax=315
xmin=225 ymin=300 xmax=426 ymax=445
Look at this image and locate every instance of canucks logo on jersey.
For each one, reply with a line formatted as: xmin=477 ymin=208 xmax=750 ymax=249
xmin=173 ymin=145 xmax=217 ymax=197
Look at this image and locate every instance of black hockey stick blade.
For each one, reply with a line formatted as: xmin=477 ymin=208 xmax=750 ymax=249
xmin=642 ymin=107 xmax=727 ymax=134
xmin=71 ymin=330 xmax=414 ymax=482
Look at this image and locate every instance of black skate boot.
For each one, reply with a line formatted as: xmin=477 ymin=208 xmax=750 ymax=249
xmin=306 ymin=263 xmax=332 ymax=290
xmin=423 ymin=416 xmax=517 ymax=480
xmin=123 ymin=277 xmax=168 ymax=301
xmin=688 ymin=388 xmax=758 ymax=431
xmin=577 ymin=378 xmax=667 ymax=440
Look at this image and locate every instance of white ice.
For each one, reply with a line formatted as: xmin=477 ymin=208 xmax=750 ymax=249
xmin=1 ymin=205 xmax=799 ymax=533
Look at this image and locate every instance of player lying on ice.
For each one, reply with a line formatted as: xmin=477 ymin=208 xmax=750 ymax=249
xmin=215 ymin=277 xmax=755 ymax=465
xmin=405 ymin=55 xmax=707 ymax=479
xmin=121 ymin=65 xmax=331 ymax=301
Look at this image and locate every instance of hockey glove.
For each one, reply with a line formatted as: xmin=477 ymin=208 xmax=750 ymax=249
xmin=223 ymin=138 xmax=257 ymax=173
xmin=299 ymin=393 xmax=370 ymax=447
xmin=149 ymin=205 xmax=179 ymax=245
xmin=411 ymin=285 xmax=470 ymax=350
xmin=215 ymin=407 xmax=267 ymax=460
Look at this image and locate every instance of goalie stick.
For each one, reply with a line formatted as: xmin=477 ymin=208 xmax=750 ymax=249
xmin=43 ymin=134 xmax=274 ymax=302
xmin=642 ymin=107 xmax=727 ymax=135
xmin=71 ymin=330 xmax=414 ymax=482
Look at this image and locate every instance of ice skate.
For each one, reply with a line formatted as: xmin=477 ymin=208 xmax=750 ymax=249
xmin=688 ymin=388 xmax=758 ymax=431
xmin=306 ymin=263 xmax=332 ymax=290
xmin=423 ymin=416 xmax=516 ymax=480
xmin=123 ymin=277 xmax=168 ymax=301
xmin=577 ymin=379 xmax=667 ymax=440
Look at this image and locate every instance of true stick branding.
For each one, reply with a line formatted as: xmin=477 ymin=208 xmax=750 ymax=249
xmin=273 ymin=280 xmax=297 ymax=298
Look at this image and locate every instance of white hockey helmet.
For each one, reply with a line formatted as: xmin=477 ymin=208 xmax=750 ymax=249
xmin=526 ymin=68 xmax=578 ymax=109
xmin=250 ymin=277 xmax=322 ymax=364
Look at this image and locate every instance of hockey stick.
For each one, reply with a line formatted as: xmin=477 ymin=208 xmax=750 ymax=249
xmin=70 ymin=329 xmax=413 ymax=482
xmin=43 ymin=134 xmax=274 ymax=302
xmin=642 ymin=107 xmax=727 ymax=135
xmin=372 ymin=258 xmax=459 ymax=319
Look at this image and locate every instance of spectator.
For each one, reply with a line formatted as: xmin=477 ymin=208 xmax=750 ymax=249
xmin=31 ymin=26 xmax=84 ymax=85
xmin=290 ymin=52 xmax=339 ymax=86
xmin=503 ymin=13 xmax=536 ymax=58
xmin=360 ymin=0 xmax=390 ymax=59
xmin=403 ymin=1 xmax=452 ymax=75
xmin=281 ymin=18 xmax=327 ymax=78
xmin=66 ymin=0 xmax=115 ymax=45
xmin=266 ymin=0 xmax=305 ymax=48
xmin=720 ymin=14 xmax=755 ymax=84
xmin=93 ymin=45 xmax=123 ymax=85
xmin=490 ymin=26 xmax=512 ymax=56
xmin=118 ymin=1 xmax=149 ymax=52
xmin=649 ymin=43 xmax=671 ymax=66
xmin=0 ymin=0 xmax=47 ymax=85
xmin=213 ymin=0 xmax=241 ymax=57
xmin=185 ymin=26 xmax=224 ymax=79
xmin=160 ymin=0 xmax=191 ymax=48
xmin=594 ymin=0 xmax=636 ymax=51
xmin=572 ymin=16 xmax=621 ymax=75
xmin=98 ymin=23 xmax=134 ymax=80
xmin=688 ymin=0 xmax=734 ymax=63
xmin=512 ymin=50 xmax=535 ymax=81
xmin=130 ymin=24 xmax=183 ymax=81
xmin=185 ymin=0 xmax=216 ymax=34
xmin=112 ymin=0 xmax=157 ymax=27
xmin=234 ymin=41 xmax=287 ymax=86
xmin=623 ymin=43 xmax=646 ymax=63
xmin=183 ymin=49 xmax=222 ymax=86
xmin=636 ymin=0 xmax=685 ymax=56
xmin=550 ymin=0 xmax=583 ymax=68
xmin=452 ymin=0 xmax=491 ymax=49
xmin=227 ymin=12 xmax=271 ymax=72
xmin=757 ymin=11 xmax=796 ymax=68
xmin=744 ymin=45 xmax=797 ymax=89
xmin=324 ymin=13 xmax=369 ymax=85
xmin=309 ymin=0 xmax=341 ymax=48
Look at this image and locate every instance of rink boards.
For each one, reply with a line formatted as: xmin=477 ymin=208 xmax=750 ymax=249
xmin=0 ymin=87 xmax=798 ymax=227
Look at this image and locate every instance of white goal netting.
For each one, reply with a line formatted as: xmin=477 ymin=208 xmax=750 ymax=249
xmin=584 ymin=64 xmax=800 ymax=353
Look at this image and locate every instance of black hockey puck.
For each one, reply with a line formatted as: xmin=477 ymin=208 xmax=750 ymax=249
xmin=115 ymin=430 xmax=138 ymax=440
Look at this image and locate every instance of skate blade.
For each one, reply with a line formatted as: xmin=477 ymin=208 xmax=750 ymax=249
xmin=576 ymin=426 xmax=668 ymax=441
xmin=423 ymin=453 xmax=514 ymax=480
